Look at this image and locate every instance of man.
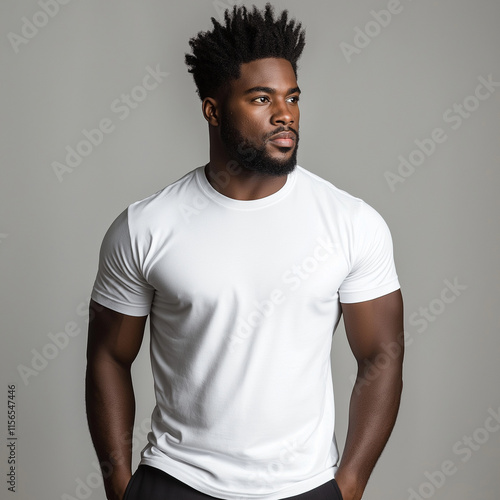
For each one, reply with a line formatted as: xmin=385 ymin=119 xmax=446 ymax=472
xmin=85 ymin=4 xmax=404 ymax=500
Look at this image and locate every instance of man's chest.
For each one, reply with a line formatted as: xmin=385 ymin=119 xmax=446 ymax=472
xmin=144 ymin=212 xmax=350 ymax=313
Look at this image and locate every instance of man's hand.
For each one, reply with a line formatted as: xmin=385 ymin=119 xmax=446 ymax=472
xmin=335 ymin=289 xmax=404 ymax=500
xmin=106 ymin=472 xmax=131 ymax=500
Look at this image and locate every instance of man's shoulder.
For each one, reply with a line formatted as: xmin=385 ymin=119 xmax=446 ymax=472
xmin=130 ymin=167 xmax=201 ymax=211
xmin=295 ymin=165 xmax=365 ymax=211
xmin=107 ymin=167 xmax=202 ymax=237
xmin=294 ymin=166 xmax=390 ymax=232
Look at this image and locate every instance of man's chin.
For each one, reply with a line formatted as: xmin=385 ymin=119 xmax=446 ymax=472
xmin=243 ymin=159 xmax=297 ymax=177
xmin=220 ymin=124 xmax=298 ymax=177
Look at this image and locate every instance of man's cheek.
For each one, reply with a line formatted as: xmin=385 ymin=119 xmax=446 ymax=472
xmin=237 ymin=142 xmax=258 ymax=161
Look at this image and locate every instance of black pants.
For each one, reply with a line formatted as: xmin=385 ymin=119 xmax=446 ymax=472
xmin=124 ymin=465 xmax=343 ymax=500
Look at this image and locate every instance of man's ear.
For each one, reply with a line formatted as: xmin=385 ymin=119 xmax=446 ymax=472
xmin=202 ymin=97 xmax=220 ymax=126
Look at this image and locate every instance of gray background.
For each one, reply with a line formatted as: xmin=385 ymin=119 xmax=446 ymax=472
xmin=1 ymin=0 xmax=499 ymax=499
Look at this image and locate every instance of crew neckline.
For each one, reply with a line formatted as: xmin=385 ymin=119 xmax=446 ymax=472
xmin=195 ymin=165 xmax=297 ymax=211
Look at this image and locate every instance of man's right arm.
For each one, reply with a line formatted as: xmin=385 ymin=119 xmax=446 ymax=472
xmin=85 ymin=299 xmax=148 ymax=500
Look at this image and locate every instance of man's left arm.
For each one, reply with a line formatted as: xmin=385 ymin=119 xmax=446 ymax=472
xmin=335 ymin=289 xmax=404 ymax=500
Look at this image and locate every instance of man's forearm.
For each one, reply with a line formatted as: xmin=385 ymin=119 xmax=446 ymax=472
xmin=85 ymin=359 xmax=136 ymax=500
xmin=335 ymin=360 xmax=403 ymax=500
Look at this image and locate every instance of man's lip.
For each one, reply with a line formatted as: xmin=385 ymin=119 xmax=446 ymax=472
xmin=269 ymin=131 xmax=296 ymax=141
xmin=268 ymin=131 xmax=296 ymax=147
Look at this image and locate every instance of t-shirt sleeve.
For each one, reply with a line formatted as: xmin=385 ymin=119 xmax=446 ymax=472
xmin=91 ymin=208 xmax=155 ymax=316
xmin=338 ymin=201 xmax=400 ymax=303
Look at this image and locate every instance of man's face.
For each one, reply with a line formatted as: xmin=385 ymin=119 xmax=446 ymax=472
xmin=219 ymin=58 xmax=300 ymax=177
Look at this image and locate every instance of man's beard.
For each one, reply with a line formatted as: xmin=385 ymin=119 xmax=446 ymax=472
xmin=219 ymin=112 xmax=299 ymax=177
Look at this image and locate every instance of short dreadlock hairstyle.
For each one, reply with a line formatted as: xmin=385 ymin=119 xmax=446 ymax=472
xmin=185 ymin=3 xmax=306 ymax=100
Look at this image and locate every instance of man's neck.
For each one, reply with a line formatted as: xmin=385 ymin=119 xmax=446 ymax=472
xmin=204 ymin=162 xmax=287 ymax=201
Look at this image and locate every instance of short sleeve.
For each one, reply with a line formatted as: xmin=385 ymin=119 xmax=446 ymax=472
xmin=339 ymin=202 xmax=400 ymax=303
xmin=91 ymin=209 xmax=155 ymax=316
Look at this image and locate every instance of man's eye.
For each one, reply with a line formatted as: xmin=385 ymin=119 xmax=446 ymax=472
xmin=287 ymin=96 xmax=300 ymax=103
xmin=254 ymin=96 xmax=270 ymax=103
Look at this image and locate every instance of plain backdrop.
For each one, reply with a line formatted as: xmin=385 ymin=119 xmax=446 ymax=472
xmin=1 ymin=0 xmax=499 ymax=499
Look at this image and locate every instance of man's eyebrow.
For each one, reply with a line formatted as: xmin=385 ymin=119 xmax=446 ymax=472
xmin=244 ymin=86 xmax=301 ymax=95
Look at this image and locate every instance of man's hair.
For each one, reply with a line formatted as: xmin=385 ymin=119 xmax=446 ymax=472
xmin=185 ymin=3 xmax=306 ymax=100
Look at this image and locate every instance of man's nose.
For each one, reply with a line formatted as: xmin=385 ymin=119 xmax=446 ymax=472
xmin=271 ymin=100 xmax=295 ymax=126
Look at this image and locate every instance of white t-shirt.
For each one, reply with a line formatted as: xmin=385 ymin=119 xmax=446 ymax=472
xmin=91 ymin=165 xmax=400 ymax=500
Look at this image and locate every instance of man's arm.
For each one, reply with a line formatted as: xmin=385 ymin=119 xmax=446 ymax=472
xmin=335 ymin=289 xmax=404 ymax=500
xmin=85 ymin=299 xmax=148 ymax=500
